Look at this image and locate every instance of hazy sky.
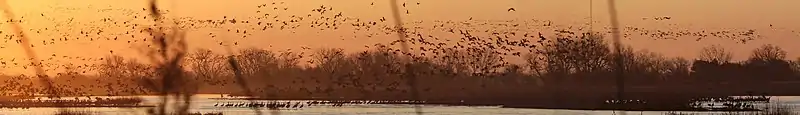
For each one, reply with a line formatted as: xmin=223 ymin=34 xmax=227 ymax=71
xmin=0 ymin=0 xmax=799 ymax=75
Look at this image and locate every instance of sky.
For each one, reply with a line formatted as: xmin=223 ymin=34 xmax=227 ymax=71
xmin=0 ymin=0 xmax=798 ymax=75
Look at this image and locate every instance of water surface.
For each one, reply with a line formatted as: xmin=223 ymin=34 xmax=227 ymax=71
xmin=2 ymin=95 xmax=799 ymax=115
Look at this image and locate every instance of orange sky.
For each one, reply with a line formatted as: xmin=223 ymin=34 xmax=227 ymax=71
xmin=0 ymin=0 xmax=799 ymax=75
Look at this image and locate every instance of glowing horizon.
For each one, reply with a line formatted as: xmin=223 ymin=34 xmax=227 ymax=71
xmin=0 ymin=0 xmax=798 ymax=75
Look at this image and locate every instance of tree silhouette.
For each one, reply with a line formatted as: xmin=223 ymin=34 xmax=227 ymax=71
xmin=187 ymin=49 xmax=231 ymax=86
xmin=276 ymin=51 xmax=303 ymax=69
xmin=749 ymin=44 xmax=787 ymax=62
xmin=662 ymin=57 xmax=691 ymax=83
xmin=311 ymin=48 xmax=349 ymax=73
xmin=350 ymin=48 xmax=403 ymax=99
xmin=437 ymin=48 xmax=472 ymax=76
xmin=462 ymin=48 xmax=504 ymax=76
xmin=540 ymin=33 xmax=611 ymax=85
xmin=236 ymin=48 xmax=280 ymax=78
xmin=698 ymin=44 xmax=733 ymax=64
xmin=523 ymin=53 xmax=547 ymax=86
xmin=97 ymin=55 xmax=154 ymax=95
xmin=792 ymin=58 xmax=800 ymax=77
xmin=744 ymin=44 xmax=793 ymax=81
xmin=310 ymin=48 xmax=355 ymax=97
xmin=624 ymin=49 xmax=669 ymax=85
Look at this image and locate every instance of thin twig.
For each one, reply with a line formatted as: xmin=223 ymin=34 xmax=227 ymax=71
xmin=606 ymin=0 xmax=626 ymax=114
xmin=225 ymin=52 xmax=267 ymax=115
xmin=388 ymin=0 xmax=423 ymax=115
xmin=0 ymin=0 xmax=64 ymax=110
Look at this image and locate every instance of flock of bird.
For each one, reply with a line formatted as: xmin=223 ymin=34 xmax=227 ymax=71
xmin=210 ymin=100 xmax=426 ymax=109
xmin=213 ymin=101 xmax=307 ymax=109
xmin=0 ymin=97 xmax=143 ymax=109
xmin=0 ymin=2 xmax=793 ymax=114
xmin=0 ymin=0 xmax=780 ymax=70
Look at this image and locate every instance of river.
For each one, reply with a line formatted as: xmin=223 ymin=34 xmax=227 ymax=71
xmin=2 ymin=94 xmax=799 ymax=115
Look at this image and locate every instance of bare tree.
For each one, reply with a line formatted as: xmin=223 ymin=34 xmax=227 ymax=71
xmin=793 ymin=58 xmax=800 ymax=76
xmin=310 ymin=48 xmax=354 ymax=96
xmin=749 ymin=44 xmax=787 ymax=62
xmin=663 ymin=57 xmax=691 ymax=82
xmin=124 ymin=59 xmax=158 ymax=95
xmin=96 ymin=55 xmax=130 ymax=95
xmin=543 ymin=33 xmax=610 ymax=76
xmin=465 ymin=48 xmax=504 ymax=76
xmin=744 ymin=44 xmax=793 ymax=81
xmin=352 ymin=48 xmax=403 ymax=80
xmin=523 ymin=53 xmax=546 ymax=86
xmin=237 ymin=48 xmax=280 ymax=77
xmin=188 ymin=49 xmax=231 ymax=86
xmin=350 ymin=49 xmax=396 ymax=98
xmin=698 ymin=44 xmax=733 ymax=64
xmin=276 ymin=51 xmax=303 ymax=69
xmin=437 ymin=48 xmax=471 ymax=75
xmin=312 ymin=48 xmax=352 ymax=74
xmin=96 ymin=55 xmax=155 ymax=95
xmin=436 ymin=47 xmax=503 ymax=77
xmin=631 ymin=50 xmax=669 ymax=83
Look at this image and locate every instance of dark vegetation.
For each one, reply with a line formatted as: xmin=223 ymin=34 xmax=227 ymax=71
xmin=1 ymin=34 xmax=799 ymax=111
xmin=0 ymin=0 xmax=797 ymax=114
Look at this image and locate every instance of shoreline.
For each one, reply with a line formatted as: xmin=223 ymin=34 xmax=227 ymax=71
xmin=205 ymin=98 xmax=768 ymax=112
xmin=0 ymin=93 xmax=781 ymax=112
xmin=0 ymin=105 xmax=155 ymax=108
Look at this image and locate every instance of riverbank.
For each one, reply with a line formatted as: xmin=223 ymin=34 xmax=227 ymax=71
xmin=215 ymin=86 xmax=781 ymax=112
xmin=0 ymin=97 xmax=150 ymax=108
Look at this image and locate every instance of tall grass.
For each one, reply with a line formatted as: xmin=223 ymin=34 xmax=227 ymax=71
xmin=0 ymin=0 xmax=794 ymax=115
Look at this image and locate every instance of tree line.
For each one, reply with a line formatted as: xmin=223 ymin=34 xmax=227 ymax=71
xmin=1 ymin=33 xmax=799 ymax=100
